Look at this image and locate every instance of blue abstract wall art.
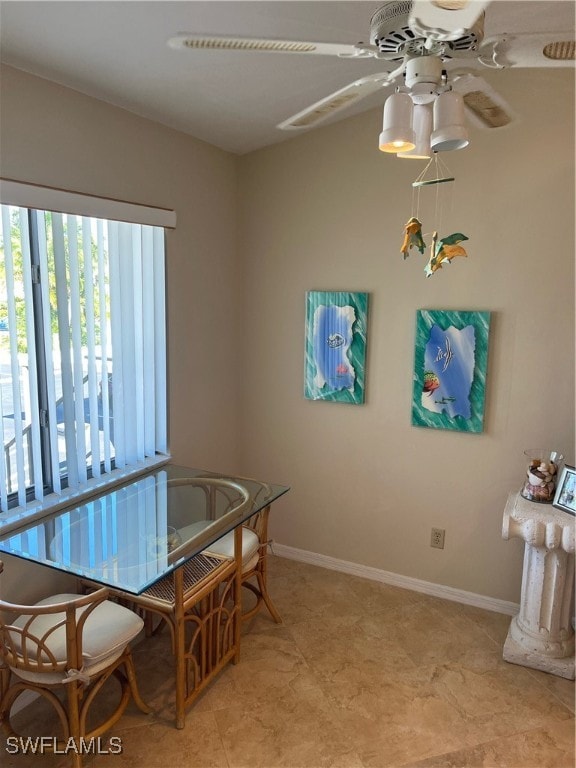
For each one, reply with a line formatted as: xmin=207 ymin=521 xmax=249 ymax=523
xmin=412 ymin=309 xmax=491 ymax=432
xmin=304 ymin=291 xmax=368 ymax=405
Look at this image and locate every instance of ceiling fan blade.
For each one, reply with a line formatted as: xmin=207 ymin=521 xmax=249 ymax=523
xmin=167 ymin=33 xmax=367 ymax=58
xmin=277 ymin=69 xmax=402 ymax=130
xmin=451 ymin=73 xmax=515 ymax=128
xmin=480 ymin=32 xmax=575 ymax=68
xmin=409 ymin=0 xmax=490 ymax=42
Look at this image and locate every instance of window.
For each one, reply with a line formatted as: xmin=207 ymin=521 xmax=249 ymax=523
xmin=0 ymin=182 xmax=173 ymax=516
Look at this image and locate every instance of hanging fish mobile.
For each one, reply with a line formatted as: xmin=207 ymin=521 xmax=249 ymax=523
xmin=399 ymin=155 xmax=469 ymax=278
xmin=399 ymin=219 xmax=469 ymax=278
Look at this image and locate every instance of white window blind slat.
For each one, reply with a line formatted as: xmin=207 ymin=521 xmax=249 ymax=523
xmin=81 ymin=217 xmax=101 ymax=476
xmin=52 ymin=213 xmax=79 ymax=487
xmin=120 ymin=224 xmax=138 ymax=464
xmin=68 ymin=215 xmax=89 ymax=485
xmin=0 ymin=232 xmax=8 ymax=511
xmin=153 ymin=228 xmax=167 ymax=454
xmin=142 ymin=227 xmax=156 ymax=456
xmin=36 ymin=213 xmax=62 ymax=494
xmin=19 ymin=210 xmax=44 ymax=501
xmin=96 ymin=220 xmax=112 ymax=473
xmin=131 ymin=224 xmax=145 ymax=463
xmin=2 ymin=207 xmax=27 ymax=506
xmin=107 ymin=221 xmax=126 ymax=469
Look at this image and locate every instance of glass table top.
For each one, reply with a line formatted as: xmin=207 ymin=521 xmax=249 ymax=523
xmin=0 ymin=465 xmax=289 ymax=594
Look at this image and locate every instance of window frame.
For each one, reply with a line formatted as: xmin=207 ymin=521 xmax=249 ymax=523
xmin=0 ymin=179 xmax=175 ymax=531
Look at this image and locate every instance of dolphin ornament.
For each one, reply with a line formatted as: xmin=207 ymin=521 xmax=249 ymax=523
xmin=425 ymin=231 xmax=468 ymax=277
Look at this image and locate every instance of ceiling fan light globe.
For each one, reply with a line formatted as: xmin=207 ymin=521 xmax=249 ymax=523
xmin=431 ymin=125 xmax=469 ymax=151
xmin=399 ymin=104 xmax=432 ymax=158
xmin=397 ymin=151 xmax=431 ymax=159
xmin=379 ymin=134 xmax=416 ymax=153
xmin=431 ymin=91 xmax=469 ymax=151
xmin=379 ymin=92 xmax=415 ymax=153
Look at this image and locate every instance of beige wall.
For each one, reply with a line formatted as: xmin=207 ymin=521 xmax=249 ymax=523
xmin=0 ymin=65 xmax=241 ymax=599
xmin=0 ymin=64 xmax=574 ymax=605
xmin=237 ymin=67 xmax=575 ymax=603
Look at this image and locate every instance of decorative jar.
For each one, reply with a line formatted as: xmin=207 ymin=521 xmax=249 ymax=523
xmin=521 ymin=449 xmax=564 ymax=503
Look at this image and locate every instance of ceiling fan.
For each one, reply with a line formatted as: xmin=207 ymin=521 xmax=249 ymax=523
xmin=167 ymin=0 xmax=575 ymax=150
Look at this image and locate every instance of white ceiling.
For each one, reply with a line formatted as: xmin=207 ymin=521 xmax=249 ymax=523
xmin=0 ymin=1 xmax=574 ymax=154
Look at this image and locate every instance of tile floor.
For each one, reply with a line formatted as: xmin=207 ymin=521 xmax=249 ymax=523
xmin=5 ymin=556 xmax=576 ymax=767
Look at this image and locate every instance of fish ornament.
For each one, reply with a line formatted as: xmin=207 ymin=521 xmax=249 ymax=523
xmin=400 ymin=217 xmax=426 ymax=260
xmin=423 ymin=371 xmax=440 ymax=396
xmin=425 ymin=231 xmax=469 ymax=277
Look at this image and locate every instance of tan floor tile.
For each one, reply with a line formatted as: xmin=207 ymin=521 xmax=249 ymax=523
xmin=525 ymin=665 xmax=576 ymax=713
xmin=220 ymin=654 xmax=321 ymax=707
xmin=411 ymin=593 xmax=470 ymax=618
xmin=319 ymin=659 xmax=573 ymax=768
xmin=1 ymin=742 xmax=79 ymax=768
xmin=426 ymin=661 xmax=573 ymax=734
xmin=92 ymin=711 xmax=229 ymax=768
xmin=267 ymin=567 xmax=364 ymax=625
xmin=289 ymin=613 xmax=416 ymax=685
xmin=4 ymin=666 xmax=157 ymax=767
xmin=191 ymin=625 xmax=319 ymax=716
xmin=453 ymin=602 xmax=513 ymax=646
xmin=214 ymin=685 xmax=362 ymax=768
xmin=5 ymin=680 xmax=128 ymax=766
xmin=324 ymin=673 xmax=479 ymax=767
xmin=131 ymin=633 xmax=182 ymax=725
xmin=405 ymin=718 xmax=576 ymax=768
xmin=239 ymin=624 xmax=308 ymax=666
xmin=341 ymin=574 xmax=424 ymax=613
xmin=266 ymin=554 xmax=303 ymax=577
xmin=374 ymin=601 xmax=506 ymax=672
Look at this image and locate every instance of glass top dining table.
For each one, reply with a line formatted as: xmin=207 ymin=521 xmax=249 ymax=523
xmin=0 ymin=464 xmax=289 ymax=595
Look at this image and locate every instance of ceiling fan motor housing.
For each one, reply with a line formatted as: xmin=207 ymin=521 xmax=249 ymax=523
xmin=405 ymin=54 xmax=442 ymax=82
xmin=370 ymin=1 xmax=484 ymax=58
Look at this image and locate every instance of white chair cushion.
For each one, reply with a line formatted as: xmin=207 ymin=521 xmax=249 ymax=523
xmin=178 ymin=523 xmax=260 ymax=573
xmin=9 ymin=593 xmax=143 ymax=684
xmin=205 ymin=528 xmax=260 ymax=573
xmin=177 ymin=520 xmax=214 ymax=540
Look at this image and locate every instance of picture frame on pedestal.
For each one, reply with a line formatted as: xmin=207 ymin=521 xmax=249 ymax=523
xmin=553 ymin=465 xmax=576 ymax=516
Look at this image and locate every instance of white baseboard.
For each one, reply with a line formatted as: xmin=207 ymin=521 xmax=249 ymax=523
xmin=272 ymin=543 xmax=519 ymax=616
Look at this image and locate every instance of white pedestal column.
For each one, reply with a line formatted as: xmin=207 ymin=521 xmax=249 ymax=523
xmin=502 ymin=491 xmax=575 ymax=679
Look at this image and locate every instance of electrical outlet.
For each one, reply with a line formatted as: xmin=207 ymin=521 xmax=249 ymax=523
xmin=430 ymin=527 xmax=445 ymax=549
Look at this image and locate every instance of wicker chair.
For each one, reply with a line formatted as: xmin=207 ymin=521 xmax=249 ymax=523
xmin=203 ymin=503 xmax=281 ymax=624
xmin=0 ymin=562 xmax=149 ymax=767
xmin=175 ymin=476 xmax=282 ymax=624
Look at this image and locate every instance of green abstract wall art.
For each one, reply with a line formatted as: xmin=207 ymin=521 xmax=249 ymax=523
xmin=412 ymin=309 xmax=491 ymax=432
xmin=304 ymin=291 xmax=369 ymax=405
